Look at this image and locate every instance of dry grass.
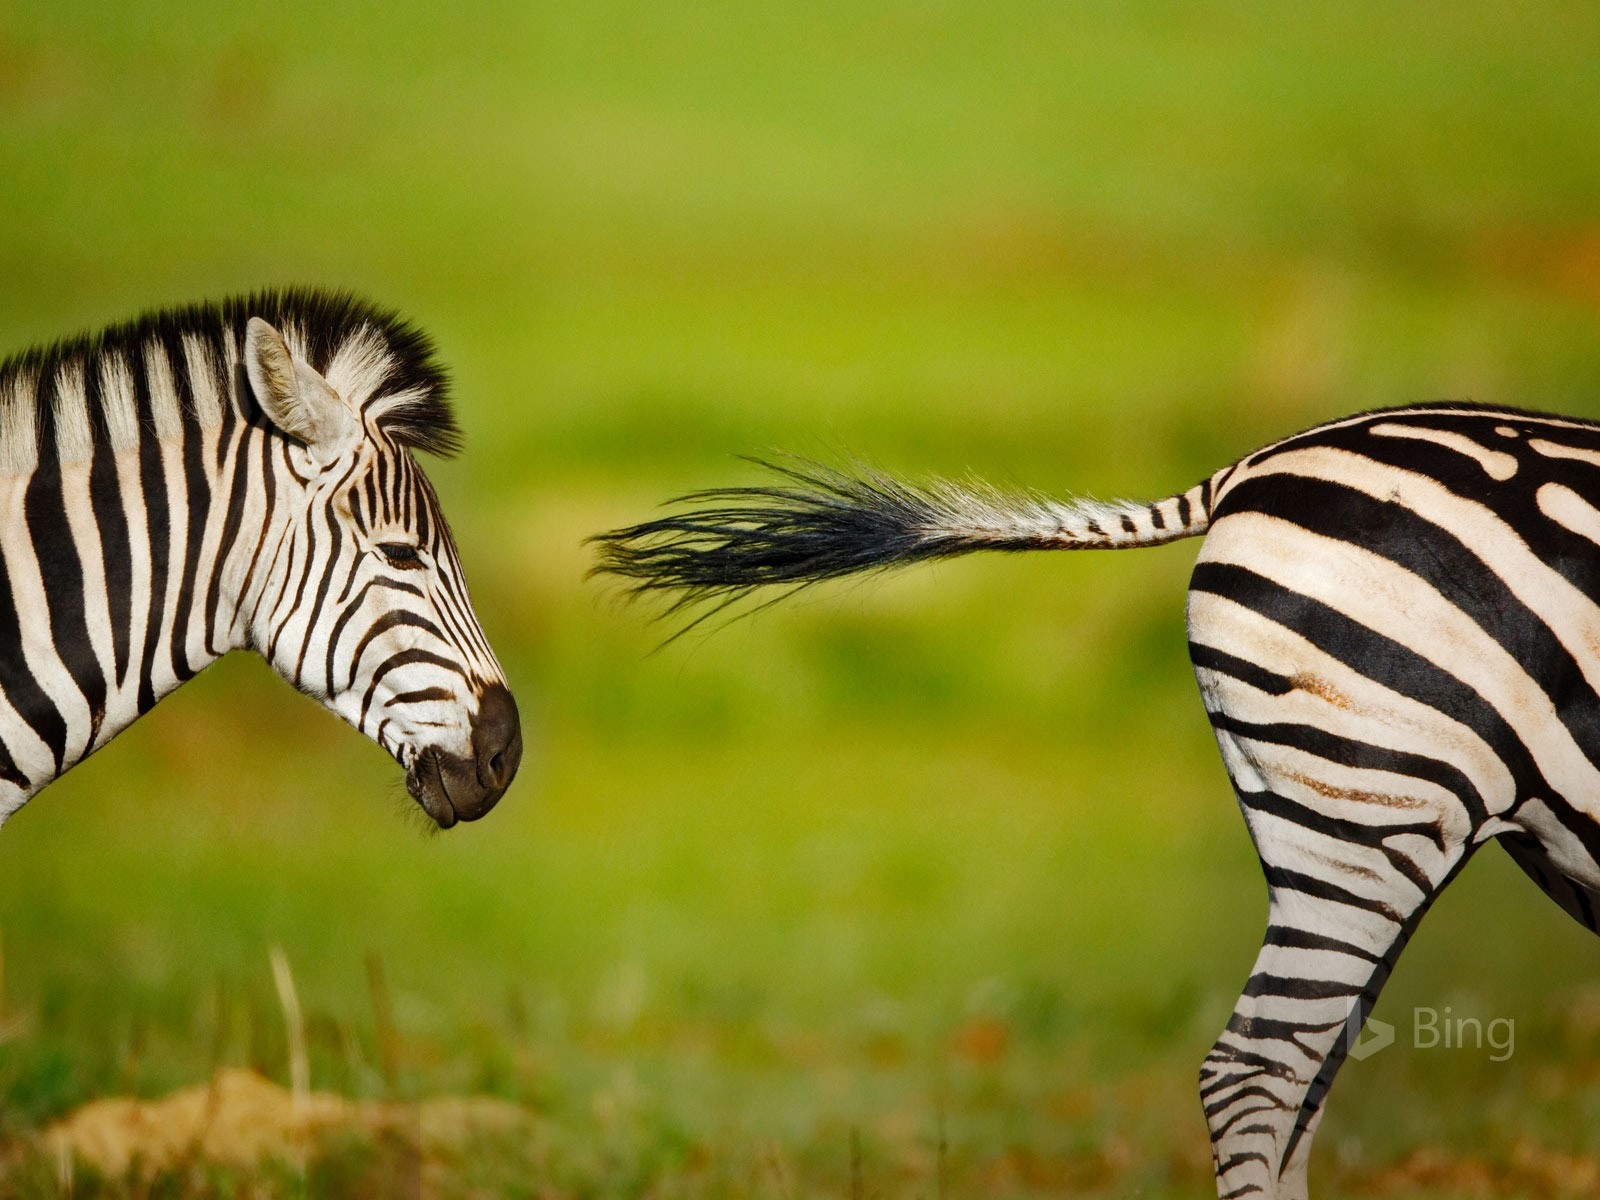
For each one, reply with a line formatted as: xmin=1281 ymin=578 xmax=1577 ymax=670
xmin=44 ymin=1068 xmax=528 ymax=1176
xmin=1352 ymin=1141 xmax=1600 ymax=1197
xmin=8 ymin=1069 xmax=1600 ymax=1199
xmin=3 ymin=1069 xmax=533 ymax=1198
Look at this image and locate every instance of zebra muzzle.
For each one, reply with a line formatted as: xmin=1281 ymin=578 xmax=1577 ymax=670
xmin=405 ymin=684 xmax=523 ymax=828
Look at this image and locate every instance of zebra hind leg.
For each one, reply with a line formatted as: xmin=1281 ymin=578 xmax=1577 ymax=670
xmin=1201 ymin=761 xmax=1475 ymax=1199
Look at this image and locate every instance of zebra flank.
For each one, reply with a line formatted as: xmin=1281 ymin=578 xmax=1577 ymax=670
xmin=595 ymin=401 xmax=1600 ymax=1198
xmin=0 ymin=291 xmax=520 ymax=829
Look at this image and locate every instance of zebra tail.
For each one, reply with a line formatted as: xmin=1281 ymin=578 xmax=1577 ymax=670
xmin=590 ymin=457 xmax=1215 ymax=615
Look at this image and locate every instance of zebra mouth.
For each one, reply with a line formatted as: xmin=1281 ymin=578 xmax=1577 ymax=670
xmin=405 ymin=749 xmax=458 ymax=829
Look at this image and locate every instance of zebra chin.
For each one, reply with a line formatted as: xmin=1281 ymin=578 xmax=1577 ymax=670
xmin=401 ymin=683 xmax=523 ymax=829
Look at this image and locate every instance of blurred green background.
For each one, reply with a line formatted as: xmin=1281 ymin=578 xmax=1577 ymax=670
xmin=2 ymin=3 xmax=1600 ymax=1196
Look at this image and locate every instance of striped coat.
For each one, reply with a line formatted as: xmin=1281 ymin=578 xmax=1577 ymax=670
xmin=0 ymin=290 xmax=519 ymax=828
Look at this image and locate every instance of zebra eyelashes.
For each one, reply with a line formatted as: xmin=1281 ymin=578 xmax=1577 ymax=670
xmin=376 ymin=542 xmax=424 ymax=569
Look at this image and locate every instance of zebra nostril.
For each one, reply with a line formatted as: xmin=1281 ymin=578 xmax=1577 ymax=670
xmin=473 ymin=683 xmax=522 ymax=794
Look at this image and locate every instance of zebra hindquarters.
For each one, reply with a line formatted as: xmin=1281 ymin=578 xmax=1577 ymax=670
xmin=1184 ymin=528 xmax=1489 ymax=1198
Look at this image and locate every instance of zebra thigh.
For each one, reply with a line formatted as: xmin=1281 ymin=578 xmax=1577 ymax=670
xmin=1186 ymin=589 xmax=1482 ymax=1199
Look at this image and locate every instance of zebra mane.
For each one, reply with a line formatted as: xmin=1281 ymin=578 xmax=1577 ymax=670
xmin=0 ymin=288 xmax=459 ymax=471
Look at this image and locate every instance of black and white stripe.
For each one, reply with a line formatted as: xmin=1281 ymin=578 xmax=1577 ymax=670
xmin=593 ymin=402 xmax=1600 ymax=1197
xmin=0 ymin=290 xmax=520 ymax=830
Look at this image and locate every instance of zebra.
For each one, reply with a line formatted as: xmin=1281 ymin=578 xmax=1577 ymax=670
xmin=0 ymin=289 xmax=520 ymax=830
xmin=591 ymin=401 xmax=1600 ymax=1198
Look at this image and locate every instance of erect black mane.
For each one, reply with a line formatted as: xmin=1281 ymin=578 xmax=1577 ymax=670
xmin=0 ymin=287 xmax=460 ymax=458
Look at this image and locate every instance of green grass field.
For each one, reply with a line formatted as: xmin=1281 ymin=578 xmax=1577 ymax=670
xmin=2 ymin=3 xmax=1600 ymax=1195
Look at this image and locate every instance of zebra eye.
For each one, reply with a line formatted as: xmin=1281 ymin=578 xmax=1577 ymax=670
xmin=377 ymin=542 xmax=423 ymax=569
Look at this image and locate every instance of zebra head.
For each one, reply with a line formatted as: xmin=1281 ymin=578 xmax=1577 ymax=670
xmin=239 ymin=315 xmax=521 ymax=827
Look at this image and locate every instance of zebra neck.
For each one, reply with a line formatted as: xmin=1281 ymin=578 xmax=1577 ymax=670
xmin=0 ymin=326 xmax=243 ymax=478
xmin=0 ymin=378 xmax=265 ymax=821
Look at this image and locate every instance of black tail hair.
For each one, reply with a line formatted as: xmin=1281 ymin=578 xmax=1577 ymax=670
xmin=590 ymin=457 xmax=1210 ymax=628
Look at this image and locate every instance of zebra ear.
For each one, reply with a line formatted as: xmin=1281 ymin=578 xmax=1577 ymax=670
xmin=244 ymin=317 xmax=358 ymax=454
